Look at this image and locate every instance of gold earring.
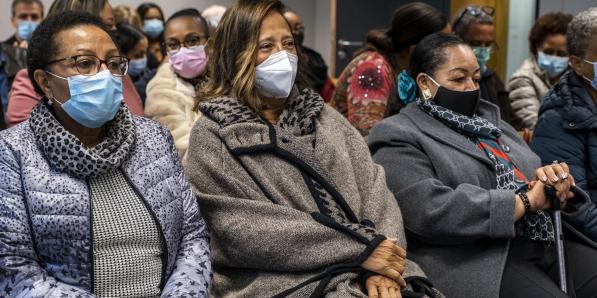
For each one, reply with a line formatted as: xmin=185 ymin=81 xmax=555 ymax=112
xmin=422 ymin=89 xmax=432 ymax=100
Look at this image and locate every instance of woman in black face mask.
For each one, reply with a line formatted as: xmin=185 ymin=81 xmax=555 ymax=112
xmin=368 ymin=32 xmax=597 ymax=298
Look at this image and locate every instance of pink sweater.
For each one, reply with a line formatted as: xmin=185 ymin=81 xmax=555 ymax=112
xmin=7 ymin=68 xmax=144 ymax=127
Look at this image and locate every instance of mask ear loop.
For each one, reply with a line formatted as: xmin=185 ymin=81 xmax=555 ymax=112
xmin=421 ymin=74 xmax=440 ymax=100
xmin=44 ymin=71 xmax=69 ymax=106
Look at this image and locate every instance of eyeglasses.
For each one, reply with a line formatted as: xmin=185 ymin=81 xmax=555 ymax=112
xmin=452 ymin=6 xmax=495 ymax=31
xmin=164 ymin=35 xmax=208 ymax=54
xmin=47 ymin=55 xmax=129 ymax=77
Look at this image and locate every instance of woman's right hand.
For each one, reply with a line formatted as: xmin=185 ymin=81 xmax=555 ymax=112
xmin=361 ymin=239 xmax=407 ymax=287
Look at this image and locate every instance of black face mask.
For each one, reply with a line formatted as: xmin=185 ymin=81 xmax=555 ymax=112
xmin=427 ymin=76 xmax=480 ymax=117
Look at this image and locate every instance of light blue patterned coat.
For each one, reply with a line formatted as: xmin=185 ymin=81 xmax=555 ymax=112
xmin=0 ymin=116 xmax=211 ymax=297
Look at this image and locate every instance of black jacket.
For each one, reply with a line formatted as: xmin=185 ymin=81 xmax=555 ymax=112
xmin=531 ymin=70 xmax=597 ymax=241
xmin=480 ymin=68 xmax=513 ymax=126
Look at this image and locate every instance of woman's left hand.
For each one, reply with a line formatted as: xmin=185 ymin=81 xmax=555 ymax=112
xmin=533 ymin=162 xmax=575 ymax=202
xmin=366 ymin=275 xmax=403 ymax=298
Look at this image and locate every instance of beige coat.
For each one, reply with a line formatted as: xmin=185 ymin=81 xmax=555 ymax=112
xmin=507 ymin=57 xmax=552 ymax=129
xmin=145 ymin=62 xmax=199 ymax=157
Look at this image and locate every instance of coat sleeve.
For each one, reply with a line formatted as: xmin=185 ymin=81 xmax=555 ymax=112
xmin=531 ymin=110 xmax=597 ymax=241
xmin=372 ymin=132 xmax=517 ymax=245
xmin=507 ymin=76 xmax=540 ymax=129
xmin=0 ymin=137 xmax=93 ymax=297
xmin=6 ymin=68 xmax=42 ymax=128
xmin=145 ymin=65 xmax=197 ymax=157
xmin=184 ymin=120 xmax=383 ymax=272
xmin=161 ymin=127 xmax=212 ymax=298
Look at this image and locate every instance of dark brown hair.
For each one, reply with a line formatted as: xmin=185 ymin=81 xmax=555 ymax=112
xmin=358 ymin=2 xmax=447 ymax=57
xmin=529 ymin=12 xmax=573 ymax=55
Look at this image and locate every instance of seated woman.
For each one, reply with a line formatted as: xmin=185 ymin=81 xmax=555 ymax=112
xmin=0 ymin=11 xmax=211 ymax=297
xmin=185 ymin=0 xmax=441 ymax=297
xmin=369 ymin=32 xmax=597 ymax=297
xmin=532 ymin=8 xmax=597 ymax=242
xmin=115 ymin=22 xmax=156 ymax=103
xmin=145 ymin=8 xmax=209 ymax=157
xmin=6 ymin=0 xmax=144 ymax=128
xmin=331 ymin=2 xmax=450 ymax=136
xmin=508 ymin=12 xmax=572 ymax=130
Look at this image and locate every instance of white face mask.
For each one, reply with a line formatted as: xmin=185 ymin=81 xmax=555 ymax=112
xmin=254 ymin=50 xmax=298 ymax=98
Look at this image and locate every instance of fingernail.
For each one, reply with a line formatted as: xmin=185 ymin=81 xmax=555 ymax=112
xmin=561 ymin=173 xmax=569 ymax=179
xmin=541 ymin=176 xmax=548 ymax=182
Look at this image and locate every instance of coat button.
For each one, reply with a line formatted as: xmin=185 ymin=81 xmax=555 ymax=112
xmin=281 ymin=137 xmax=290 ymax=143
xmin=502 ymin=144 xmax=511 ymax=153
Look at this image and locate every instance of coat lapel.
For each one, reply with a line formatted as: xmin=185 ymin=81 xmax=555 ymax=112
xmin=403 ymin=101 xmax=496 ymax=167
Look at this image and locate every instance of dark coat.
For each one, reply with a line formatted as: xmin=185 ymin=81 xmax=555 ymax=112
xmin=369 ymin=99 xmax=593 ymax=297
xmin=481 ymin=68 xmax=514 ymax=126
xmin=531 ymin=70 xmax=597 ymax=241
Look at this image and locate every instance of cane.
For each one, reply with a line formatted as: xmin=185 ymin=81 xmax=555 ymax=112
xmin=546 ymin=185 xmax=567 ymax=293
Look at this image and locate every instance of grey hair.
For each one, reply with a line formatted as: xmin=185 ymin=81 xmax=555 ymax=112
xmin=567 ymin=7 xmax=597 ymax=58
xmin=452 ymin=6 xmax=494 ymax=38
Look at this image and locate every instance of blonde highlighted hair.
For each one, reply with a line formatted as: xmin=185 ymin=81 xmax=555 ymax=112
xmin=196 ymin=0 xmax=307 ymax=111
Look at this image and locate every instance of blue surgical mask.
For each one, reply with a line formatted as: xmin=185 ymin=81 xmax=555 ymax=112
xmin=127 ymin=56 xmax=147 ymax=77
xmin=143 ymin=19 xmax=164 ymax=39
xmin=47 ymin=70 xmax=123 ymax=128
xmin=583 ymin=59 xmax=597 ymax=91
xmin=472 ymin=46 xmax=491 ymax=72
xmin=17 ymin=20 xmax=38 ymax=41
xmin=537 ymin=52 xmax=569 ymax=79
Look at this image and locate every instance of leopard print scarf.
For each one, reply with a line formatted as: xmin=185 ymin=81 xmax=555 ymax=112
xmin=29 ymin=101 xmax=136 ymax=178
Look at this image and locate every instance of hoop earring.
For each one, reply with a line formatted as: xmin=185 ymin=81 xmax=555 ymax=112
xmin=422 ymin=89 xmax=432 ymax=100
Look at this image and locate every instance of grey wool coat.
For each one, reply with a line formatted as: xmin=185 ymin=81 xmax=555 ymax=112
xmin=184 ymin=87 xmax=438 ymax=297
xmin=368 ymin=100 xmax=592 ymax=297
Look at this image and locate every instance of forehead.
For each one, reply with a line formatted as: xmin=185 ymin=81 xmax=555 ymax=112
xmin=165 ymin=17 xmax=204 ymax=37
xmin=260 ymin=11 xmax=292 ymax=37
xmin=53 ymin=25 xmax=116 ymax=56
xmin=437 ymin=44 xmax=478 ymax=71
xmin=542 ymin=34 xmax=566 ymax=47
xmin=466 ymin=22 xmax=494 ymax=41
xmin=14 ymin=2 xmax=42 ymax=14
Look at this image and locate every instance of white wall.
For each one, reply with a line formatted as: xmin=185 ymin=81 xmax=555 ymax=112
xmin=0 ymin=0 xmax=333 ymax=66
xmin=538 ymin=0 xmax=596 ymax=15
xmin=505 ymin=0 xmax=535 ymax=79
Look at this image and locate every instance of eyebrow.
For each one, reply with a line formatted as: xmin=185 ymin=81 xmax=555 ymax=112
xmin=448 ymin=67 xmax=481 ymax=74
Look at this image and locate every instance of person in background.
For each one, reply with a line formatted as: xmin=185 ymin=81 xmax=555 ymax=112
xmin=452 ymin=5 xmax=513 ymax=124
xmin=508 ymin=12 xmax=573 ymax=130
xmin=282 ymin=6 xmax=334 ymax=102
xmin=369 ymin=31 xmax=597 ymax=297
xmin=331 ymin=2 xmax=449 ymax=137
xmin=0 ymin=11 xmax=212 ymax=297
xmin=532 ymin=8 xmax=597 ymax=243
xmin=115 ymin=22 xmax=156 ymax=103
xmin=186 ymin=1 xmax=443 ymax=297
xmin=145 ymin=8 xmax=209 ymax=157
xmin=6 ymin=0 xmax=144 ymax=128
xmin=114 ymin=4 xmax=143 ymax=30
xmin=201 ymin=4 xmax=226 ymax=37
xmin=137 ymin=2 xmax=165 ymax=69
xmin=1 ymin=0 xmax=44 ymax=121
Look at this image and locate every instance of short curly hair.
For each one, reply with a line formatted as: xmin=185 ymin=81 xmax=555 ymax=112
xmin=567 ymin=8 xmax=597 ymax=58
xmin=529 ymin=12 xmax=573 ymax=55
xmin=27 ymin=11 xmax=115 ymax=95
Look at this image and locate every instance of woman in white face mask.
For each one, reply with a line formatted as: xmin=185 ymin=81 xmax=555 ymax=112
xmin=185 ymin=1 xmax=443 ymax=297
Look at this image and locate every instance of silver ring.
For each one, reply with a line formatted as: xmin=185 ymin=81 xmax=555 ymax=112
xmin=552 ymin=160 xmax=559 ymax=165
